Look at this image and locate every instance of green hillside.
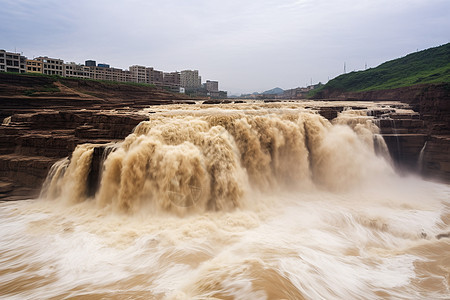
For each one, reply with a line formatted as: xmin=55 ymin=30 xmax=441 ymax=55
xmin=311 ymin=43 xmax=450 ymax=96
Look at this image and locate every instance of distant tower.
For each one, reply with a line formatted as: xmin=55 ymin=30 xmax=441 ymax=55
xmin=344 ymin=62 xmax=346 ymax=74
xmin=365 ymin=62 xmax=367 ymax=70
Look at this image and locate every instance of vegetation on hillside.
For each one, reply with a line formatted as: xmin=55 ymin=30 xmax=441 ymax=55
xmin=310 ymin=42 xmax=450 ymax=97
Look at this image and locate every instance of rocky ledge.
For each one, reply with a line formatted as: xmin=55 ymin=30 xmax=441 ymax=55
xmin=313 ymin=83 xmax=450 ymax=183
xmin=0 ymin=109 xmax=149 ymax=200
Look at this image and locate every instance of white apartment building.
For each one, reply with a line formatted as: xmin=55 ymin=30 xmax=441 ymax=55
xmin=0 ymin=50 xmax=26 ymax=73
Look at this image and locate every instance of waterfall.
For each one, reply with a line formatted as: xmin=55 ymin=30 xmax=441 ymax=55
xmin=41 ymin=106 xmax=393 ymax=214
xmin=418 ymin=141 xmax=428 ymax=173
xmin=2 ymin=116 xmax=11 ymax=126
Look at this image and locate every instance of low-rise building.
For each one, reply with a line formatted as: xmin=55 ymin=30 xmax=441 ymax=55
xmin=64 ymin=63 xmax=90 ymax=79
xmin=35 ymin=56 xmax=63 ymax=76
xmin=146 ymin=67 xmax=164 ymax=86
xmin=26 ymin=59 xmax=43 ymax=73
xmin=112 ymin=68 xmax=133 ymax=83
xmin=88 ymin=65 xmax=133 ymax=83
xmin=0 ymin=50 xmax=26 ymax=73
xmin=163 ymin=71 xmax=181 ymax=90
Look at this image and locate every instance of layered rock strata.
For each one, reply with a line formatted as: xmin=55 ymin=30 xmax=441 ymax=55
xmin=313 ymin=83 xmax=450 ymax=183
xmin=0 ymin=109 xmax=148 ymax=200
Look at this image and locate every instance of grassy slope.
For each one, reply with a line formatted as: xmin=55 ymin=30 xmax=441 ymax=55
xmin=311 ymin=43 xmax=450 ymax=96
xmin=2 ymin=71 xmax=157 ymax=88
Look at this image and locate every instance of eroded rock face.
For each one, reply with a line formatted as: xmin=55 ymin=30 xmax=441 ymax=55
xmin=420 ymin=136 xmax=450 ymax=182
xmin=0 ymin=109 xmax=148 ymax=200
xmin=313 ymin=83 xmax=450 ymax=182
xmin=376 ymin=110 xmax=450 ymax=181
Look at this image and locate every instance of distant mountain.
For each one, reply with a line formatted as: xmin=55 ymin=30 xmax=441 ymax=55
xmin=239 ymin=87 xmax=285 ymax=98
xmin=311 ymin=42 xmax=450 ymax=98
xmin=262 ymin=87 xmax=284 ymax=95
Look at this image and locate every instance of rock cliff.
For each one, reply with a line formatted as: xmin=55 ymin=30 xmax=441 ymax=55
xmin=312 ymin=83 xmax=450 ymax=183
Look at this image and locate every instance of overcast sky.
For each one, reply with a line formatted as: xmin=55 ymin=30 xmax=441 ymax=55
xmin=1 ymin=0 xmax=449 ymax=95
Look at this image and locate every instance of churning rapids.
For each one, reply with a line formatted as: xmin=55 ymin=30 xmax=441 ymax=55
xmin=0 ymin=102 xmax=449 ymax=299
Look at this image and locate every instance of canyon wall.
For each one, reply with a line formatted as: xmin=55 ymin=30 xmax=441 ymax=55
xmin=313 ymin=83 xmax=450 ymax=183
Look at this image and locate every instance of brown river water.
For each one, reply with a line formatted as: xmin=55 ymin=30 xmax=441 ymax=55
xmin=0 ymin=102 xmax=449 ymax=299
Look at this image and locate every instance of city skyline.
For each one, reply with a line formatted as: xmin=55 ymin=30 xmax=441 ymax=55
xmin=1 ymin=0 xmax=449 ymax=95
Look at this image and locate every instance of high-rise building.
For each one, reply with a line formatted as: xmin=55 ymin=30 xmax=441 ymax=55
xmin=180 ymin=70 xmax=201 ymax=89
xmin=35 ymin=56 xmax=63 ymax=76
xmin=0 ymin=50 xmax=26 ymax=73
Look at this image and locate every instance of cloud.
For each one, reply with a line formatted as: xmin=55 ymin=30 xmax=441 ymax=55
xmin=1 ymin=0 xmax=449 ymax=94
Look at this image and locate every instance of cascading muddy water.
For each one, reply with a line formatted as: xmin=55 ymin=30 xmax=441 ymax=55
xmin=41 ymin=108 xmax=392 ymax=213
xmin=1 ymin=103 xmax=449 ymax=300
